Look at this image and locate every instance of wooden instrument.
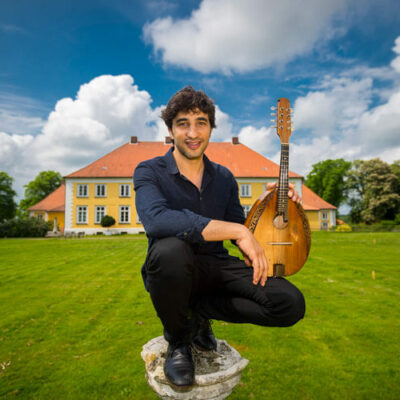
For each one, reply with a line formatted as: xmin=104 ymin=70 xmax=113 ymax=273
xmin=244 ymin=98 xmax=311 ymax=276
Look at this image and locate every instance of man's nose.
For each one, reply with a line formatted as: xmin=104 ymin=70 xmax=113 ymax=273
xmin=186 ymin=125 xmax=198 ymax=137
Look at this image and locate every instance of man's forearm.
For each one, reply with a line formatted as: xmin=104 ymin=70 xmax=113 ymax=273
xmin=202 ymin=219 xmax=248 ymax=242
xmin=202 ymin=219 xmax=269 ymax=286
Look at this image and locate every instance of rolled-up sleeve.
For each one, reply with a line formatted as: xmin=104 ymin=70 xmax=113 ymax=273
xmin=134 ymin=162 xmax=211 ymax=243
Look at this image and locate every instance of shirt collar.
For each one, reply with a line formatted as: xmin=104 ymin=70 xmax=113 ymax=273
xmin=164 ymin=147 xmax=215 ymax=177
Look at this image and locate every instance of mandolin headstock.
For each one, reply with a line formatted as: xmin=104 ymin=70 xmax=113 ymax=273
xmin=270 ymin=98 xmax=293 ymax=144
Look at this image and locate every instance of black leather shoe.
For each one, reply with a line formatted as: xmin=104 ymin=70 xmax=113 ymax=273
xmin=192 ymin=317 xmax=217 ymax=351
xmin=164 ymin=343 xmax=194 ymax=388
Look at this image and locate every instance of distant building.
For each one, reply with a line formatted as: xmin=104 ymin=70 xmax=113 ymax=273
xmin=28 ymin=183 xmax=65 ymax=231
xmin=29 ymin=137 xmax=336 ymax=233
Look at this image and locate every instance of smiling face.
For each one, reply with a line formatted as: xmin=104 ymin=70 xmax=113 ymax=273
xmin=169 ymin=108 xmax=212 ymax=161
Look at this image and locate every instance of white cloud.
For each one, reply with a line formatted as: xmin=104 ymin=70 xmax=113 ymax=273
xmin=294 ymin=76 xmax=373 ymax=136
xmin=143 ymin=0 xmax=348 ymax=74
xmin=238 ymin=126 xmax=278 ymax=157
xmin=0 ymin=92 xmax=46 ymax=135
xmin=0 ymin=75 xmax=161 ymax=198
xmin=391 ymin=36 xmax=400 ymax=73
xmin=3 ymin=33 xmax=400 ymax=200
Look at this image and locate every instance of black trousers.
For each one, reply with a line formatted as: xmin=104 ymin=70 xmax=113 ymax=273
xmin=146 ymin=237 xmax=305 ymax=345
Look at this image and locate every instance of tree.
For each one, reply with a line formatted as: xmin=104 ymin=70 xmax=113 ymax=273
xmin=0 ymin=172 xmax=17 ymax=222
xmin=391 ymin=160 xmax=400 ymax=195
xmin=18 ymin=171 xmax=62 ymax=217
xmin=305 ymin=159 xmax=351 ymax=208
xmin=346 ymin=158 xmax=400 ymax=223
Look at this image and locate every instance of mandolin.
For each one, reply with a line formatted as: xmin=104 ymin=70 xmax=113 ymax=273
xmin=244 ymin=98 xmax=311 ymax=276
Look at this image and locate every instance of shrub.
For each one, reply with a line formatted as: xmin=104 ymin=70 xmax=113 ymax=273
xmin=381 ymin=220 xmax=396 ymax=226
xmin=101 ymin=215 xmax=116 ymax=228
xmin=335 ymin=223 xmax=352 ymax=232
xmin=0 ymin=217 xmax=50 ymax=238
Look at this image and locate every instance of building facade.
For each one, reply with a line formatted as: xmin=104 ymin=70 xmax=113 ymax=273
xmin=30 ymin=137 xmax=336 ymax=234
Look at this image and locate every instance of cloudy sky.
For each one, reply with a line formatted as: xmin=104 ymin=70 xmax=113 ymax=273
xmin=1 ymin=0 xmax=400 ymax=199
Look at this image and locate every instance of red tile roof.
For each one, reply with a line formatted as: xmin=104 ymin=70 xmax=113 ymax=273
xmin=65 ymin=141 xmax=302 ymax=178
xmin=28 ymin=183 xmax=65 ymax=212
xmin=302 ymin=184 xmax=336 ymax=210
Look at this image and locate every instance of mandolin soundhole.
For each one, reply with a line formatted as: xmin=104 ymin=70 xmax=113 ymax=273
xmin=273 ymin=214 xmax=288 ymax=230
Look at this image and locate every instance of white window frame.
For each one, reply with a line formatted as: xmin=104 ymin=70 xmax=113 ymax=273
xmin=322 ymin=212 xmax=328 ymax=220
xmin=95 ymin=206 xmax=106 ymax=224
xmin=95 ymin=184 xmax=107 ymax=198
xmin=119 ymin=184 xmax=131 ymax=198
xmin=77 ymin=184 xmax=88 ymax=198
xmin=77 ymin=206 xmax=88 ymax=224
xmin=136 ymin=212 xmax=141 ymax=224
xmin=322 ymin=222 xmax=329 ymax=230
xmin=242 ymin=205 xmax=252 ymax=218
xmin=240 ymin=184 xmax=251 ymax=198
xmin=119 ymin=205 xmax=130 ymax=224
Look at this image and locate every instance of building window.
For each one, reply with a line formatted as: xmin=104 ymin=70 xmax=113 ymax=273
xmin=240 ymin=184 xmax=251 ymax=198
xmin=322 ymin=212 xmax=328 ymax=220
xmin=77 ymin=206 xmax=88 ymax=224
xmin=242 ymin=205 xmax=252 ymax=218
xmin=322 ymin=222 xmax=329 ymax=230
xmin=119 ymin=184 xmax=131 ymax=197
xmin=95 ymin=206 xmax=106 ymax=224
xmin=95 ymin=184 xmax=106 ymax=197
xmin=119 ymin=206 xmax=130 ymax=223
xmin=37 ymin=214 xmax=43 ymax=220
xmin=136 ymin=212 xmax=141 ymax=224
xmin=77 ymin=184 xmax=88 ymax=197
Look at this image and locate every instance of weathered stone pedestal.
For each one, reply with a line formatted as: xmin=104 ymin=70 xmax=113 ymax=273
xmin=141 ymin=336 xmax=248 ymax=400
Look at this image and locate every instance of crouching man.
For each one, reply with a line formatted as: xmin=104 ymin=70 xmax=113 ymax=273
xmin=134 ymin=86 xmax=305 ymax=388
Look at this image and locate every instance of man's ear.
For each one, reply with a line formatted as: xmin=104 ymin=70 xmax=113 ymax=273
xmin=168 ymin=128 xmax=175 ymax=143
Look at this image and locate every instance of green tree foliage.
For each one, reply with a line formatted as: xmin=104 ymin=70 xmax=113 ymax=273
xmin=305 ymin=159 xmax=351 ymax=207
xmin=0 ymin=217 xmax=50 ymax=238
xmin=0 ymin=172 xmax=17 ymax=222
xmin=18 ymin=171 xmax=62 ymax=217
xmin=390 ymin=160 xmax=400 ymax=195
xmin=346 ymin=158 xmax=400 ymax=224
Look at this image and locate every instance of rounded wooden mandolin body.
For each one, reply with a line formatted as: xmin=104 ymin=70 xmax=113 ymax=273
xmin=245 ymin=188 xmax=311 ymax=277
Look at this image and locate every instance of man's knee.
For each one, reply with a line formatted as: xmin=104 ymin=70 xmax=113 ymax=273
xmin=146 ymin=237 xmax=194 ymax=279
xmin=280 ymin=285 xmax=305 ymax=327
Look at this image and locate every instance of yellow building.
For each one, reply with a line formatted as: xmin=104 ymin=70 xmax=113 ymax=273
xmin=33 ymin=137 xmax=336 ymax=234
xmin=28 ymin=183 xmax=65 ymax=231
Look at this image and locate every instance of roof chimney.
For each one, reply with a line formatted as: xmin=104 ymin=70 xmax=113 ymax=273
xmin=130 ymin=136 xmax=138 ymax=144
xmin=165 ymin=136 xmax=172 ymax=144
xmin=232 ymin=137 xmax=239 ymax=145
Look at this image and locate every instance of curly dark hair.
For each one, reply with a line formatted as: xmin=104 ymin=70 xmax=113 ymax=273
xmin=161 ymin=86 xmax=216 ymax=130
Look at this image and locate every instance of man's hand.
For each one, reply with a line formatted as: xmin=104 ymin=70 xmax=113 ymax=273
xmin=265 ymin=182 xmax=302 ymax=204
xmin=235 ymin=227 xmax=269 ymax=286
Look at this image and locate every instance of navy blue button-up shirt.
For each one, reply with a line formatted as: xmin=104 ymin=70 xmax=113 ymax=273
xmin=133 ymin=147 xmax=245 ymax=289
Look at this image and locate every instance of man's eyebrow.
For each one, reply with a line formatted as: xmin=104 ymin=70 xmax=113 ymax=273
xmin=175 ymin=118 xmax=189 ymax=124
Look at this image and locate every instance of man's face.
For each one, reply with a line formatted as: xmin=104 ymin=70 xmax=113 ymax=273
xmin=169 ymin=109 xmax=212 ymax=161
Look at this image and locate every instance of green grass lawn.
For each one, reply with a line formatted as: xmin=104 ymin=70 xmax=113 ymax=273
xmin=0 ymin=232 xmax=399 ymax=399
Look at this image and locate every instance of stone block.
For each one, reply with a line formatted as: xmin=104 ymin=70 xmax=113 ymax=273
xmin=141 ymin=336 xmax=248 ymax=399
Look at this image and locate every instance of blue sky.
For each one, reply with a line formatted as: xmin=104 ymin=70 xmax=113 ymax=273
xmin=1 ymin=0 xmax=400 ymax=198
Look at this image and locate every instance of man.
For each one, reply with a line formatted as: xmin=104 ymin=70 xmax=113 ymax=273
xmin=134 ymin=86 xmax=305 ymax=388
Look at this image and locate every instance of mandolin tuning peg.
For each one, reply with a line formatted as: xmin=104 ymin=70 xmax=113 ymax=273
xmin=270 ymin=106 xmax=276 ymax=110
xmin=270 ymin=112 xmax=276 ymax=116
xmin=270 ymin=119 xmax=276 ymax=123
